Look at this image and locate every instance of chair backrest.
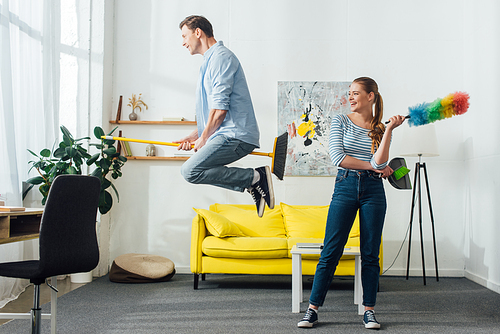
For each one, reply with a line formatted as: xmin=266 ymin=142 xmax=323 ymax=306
xmin=36 ymin=174 xmax=101 ymax=278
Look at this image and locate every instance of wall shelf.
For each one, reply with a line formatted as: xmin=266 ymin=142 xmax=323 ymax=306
xmin=110 ymin=119 xmax=195 ymax=159
xmin=125 ymin=156 xmax=190 ymax=161
xmin=110 ymin=120 xmax=196 ymax=125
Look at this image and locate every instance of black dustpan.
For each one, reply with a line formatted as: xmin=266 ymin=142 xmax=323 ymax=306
xmin=387 ymin=157 xmax=412 ymax=190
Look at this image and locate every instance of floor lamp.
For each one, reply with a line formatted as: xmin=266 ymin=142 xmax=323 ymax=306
xmin=401 ymin=124 xmax=439 ymax=285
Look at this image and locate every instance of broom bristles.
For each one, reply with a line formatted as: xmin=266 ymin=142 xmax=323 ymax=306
xmin=271 ymin=132 xmax=288 ymax=181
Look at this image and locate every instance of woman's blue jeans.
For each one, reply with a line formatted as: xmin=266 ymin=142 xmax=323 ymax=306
xmin=180 ymin=135 xmax=257 ymax=192
xmin=309 ymin=169 xmax=387 ymax=308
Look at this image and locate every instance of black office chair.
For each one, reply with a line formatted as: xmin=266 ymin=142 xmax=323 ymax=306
xmin=0 ymin=175 xmax=101 ymax=334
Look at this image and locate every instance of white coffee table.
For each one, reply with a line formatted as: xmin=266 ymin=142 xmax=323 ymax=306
xmin=291 ymin=244 xmax=363 ymax=315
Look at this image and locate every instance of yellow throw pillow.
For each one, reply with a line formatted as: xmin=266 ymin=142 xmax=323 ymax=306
xmin=193 ymin=208 xmax=245 ymax=238
xmin=210 ymin=204 xmax=285 ymax=238
xmin=280 ymin=203 xmax=328 ymax=239
xmin=280 ymin=203 xmax=360 ymax=239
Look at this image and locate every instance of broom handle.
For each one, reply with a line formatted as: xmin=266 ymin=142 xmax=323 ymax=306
xmin=103 ymin=136 xmax=179 ymax=148
xmin=102 ymin=136 xmax=273 ymax=157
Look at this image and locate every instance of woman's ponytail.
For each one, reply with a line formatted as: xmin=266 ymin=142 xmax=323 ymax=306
xmin=369 ymin=92 xmax=385 ymax=153
xmin=352 ymin=77 xmax=385 ymax=153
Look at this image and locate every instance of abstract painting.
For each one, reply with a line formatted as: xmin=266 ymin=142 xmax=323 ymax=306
xmin=278 ymin=81 xmax=351 ymax=176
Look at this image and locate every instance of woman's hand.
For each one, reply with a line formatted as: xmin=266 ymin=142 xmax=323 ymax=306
xmin=386 ymin=115 xmax=406 ymax=131
xmin=374 ymin=165 xmax=393 ymax=179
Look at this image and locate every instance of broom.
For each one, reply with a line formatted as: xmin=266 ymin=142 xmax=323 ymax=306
xmin=102 ymin=132 xmax=289 ymax=180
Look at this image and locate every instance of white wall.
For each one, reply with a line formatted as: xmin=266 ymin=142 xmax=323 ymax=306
xmin=462 ymin=0 xmax=500 ymax=293
xmin=103 ymin=0 xmax=497 ymax=291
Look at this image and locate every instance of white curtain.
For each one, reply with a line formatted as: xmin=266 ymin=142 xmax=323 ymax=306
xmin=0 ymin=0 xmax=91 ymax=307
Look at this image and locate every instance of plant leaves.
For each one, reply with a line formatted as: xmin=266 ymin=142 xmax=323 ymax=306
xmin=107 ymin=126 xmax=119 ymax=136
xmin=27 ymin=149 xmax=39 ymax=157
xmin=98 ymin=190 xmax=113 ymax=215
xmin=103 ymin=147 xmax=116 ymax=156
xmin=56 ymin=161 xmax=68 ymax=169
xmin=99 ymin=158 xmax=111 ymax=170
xmin=94 ymin=126 xmax=105 ymax=140
xmin=77 ymin=146 xmax=91 ymax=159
xmin=87 ymin=153 xmax=100 ymax=165
xmin=74 ymin=136 xmax=91 ymax=142
xmin=40 ymin=149 xmax=51 ymax=157
xmin=54 ymin=147 xmax=67 ymax=158
xmin=26 ymin=176 xmax=46 ymax=185
xmin=101 ymin=178 xmax=111 ymax=190
xmin=66 ymin=166 xmax=79 ymax=174
xmin=22 ymin=183 xmax=34 ymax=200
xmin=73 ymin=155 xmax=83 ymax=168
xmin=65 ymin=147 xmax=77 ymax=158
xmin=63 ymin=134 xmax=73 ymax=146
xmin=48 ymin=165 xmax=57 ymax=176
xmin=91 ymin=167 xmax=102 ymax=178
xmin=60 ymin=125 xmax=74 ymax=141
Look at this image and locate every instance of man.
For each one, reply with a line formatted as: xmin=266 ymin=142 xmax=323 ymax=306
xmin=175 ymin=15 xmax=274 ymax=217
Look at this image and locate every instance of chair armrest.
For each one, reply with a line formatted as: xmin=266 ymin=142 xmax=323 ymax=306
xmin=190 ymin=214 xmax=207 ymax=274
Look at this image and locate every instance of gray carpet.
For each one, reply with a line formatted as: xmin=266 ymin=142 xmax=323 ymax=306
xmin=1 ymin=274 xmax=499 ymax=333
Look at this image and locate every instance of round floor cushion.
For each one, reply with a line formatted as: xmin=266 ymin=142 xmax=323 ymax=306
xmin=109 ymin=253 xmax=175 ymax=283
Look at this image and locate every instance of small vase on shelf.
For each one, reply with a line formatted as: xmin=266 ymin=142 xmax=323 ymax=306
xmin=129 ymin=109 xmax=138 ymax=121
xmin=127 ymin=93 xmax=148 ymax=121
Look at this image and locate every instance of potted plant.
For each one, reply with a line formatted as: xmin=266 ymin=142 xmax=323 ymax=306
xmin=24 ymin=125 xmax=127 ymax=215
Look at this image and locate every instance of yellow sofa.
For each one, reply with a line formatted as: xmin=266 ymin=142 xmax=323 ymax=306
xmin=190 ymin=203 xmax=383 ymax=289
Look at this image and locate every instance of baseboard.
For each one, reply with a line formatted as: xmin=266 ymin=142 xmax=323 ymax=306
xmin=176 ymin=267 xmax=469 ymax=278
xmin=465 ymin=271 xmax=500 ymax=294
xmin=175 ymin=266 xmax=193 ymax=274
xmin=382 ymin=268 xmax=465 ymax=277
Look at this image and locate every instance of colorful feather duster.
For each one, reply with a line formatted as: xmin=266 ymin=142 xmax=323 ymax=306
xmin=407 ymin=92 xmax=470 ymax=127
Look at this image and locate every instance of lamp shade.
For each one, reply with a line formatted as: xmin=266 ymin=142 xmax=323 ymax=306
xmin=400 ymin=124 xmax=439 ymax=157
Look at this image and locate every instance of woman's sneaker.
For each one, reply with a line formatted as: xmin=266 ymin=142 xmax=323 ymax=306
xmin=297 ymin=308 xmax=318 ymax=328
xmin=363 ymin=310 xmax=380 ymax=329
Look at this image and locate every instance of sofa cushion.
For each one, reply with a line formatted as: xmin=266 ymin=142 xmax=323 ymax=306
xmin=202 ymin=236 xmax=289 ymax=259
xmin=193 ymin=208 xmax=245 ymax=238
xmin=281 ymin=203 xmax=360 ymax=239
xmin=210 ymin=204 xmax=285 ymax=237
xmin=281 ymin=203 xmax=328 ymax=238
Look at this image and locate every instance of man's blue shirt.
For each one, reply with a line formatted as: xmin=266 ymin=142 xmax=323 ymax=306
xmin=196 ymin=41 xmax=260 ymax=148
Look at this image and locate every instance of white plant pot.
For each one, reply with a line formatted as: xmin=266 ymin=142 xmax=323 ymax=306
xmin=70 ymin=271 xmax=93 ymax=283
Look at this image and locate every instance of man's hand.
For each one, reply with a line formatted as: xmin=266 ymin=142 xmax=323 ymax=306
xmin=173 ymin=130 xmax=199 ymax=151
xmin=193 ymin=136 xmax=208 ymax=152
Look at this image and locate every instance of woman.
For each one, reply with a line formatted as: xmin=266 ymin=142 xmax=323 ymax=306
xmin=297 ymin=77 xmax=406 ymax=329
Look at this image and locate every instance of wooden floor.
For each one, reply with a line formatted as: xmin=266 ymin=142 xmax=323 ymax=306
xmin=0 ymin=276 xmax=87 ymax=326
